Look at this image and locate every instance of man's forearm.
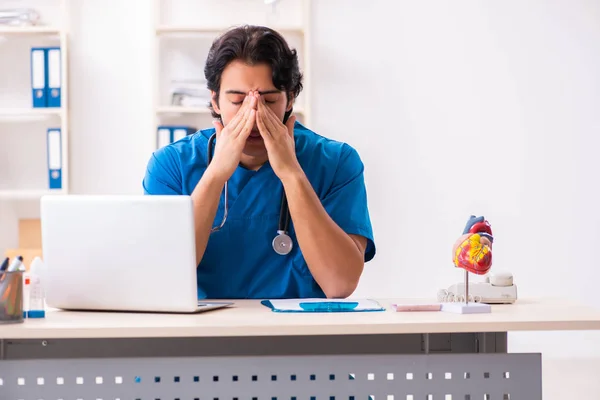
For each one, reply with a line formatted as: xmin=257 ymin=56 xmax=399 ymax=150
xmin=191 ymin=167 xmax=227 ymax=265
xmin=281 ymin=170 xmax=364 ymax=298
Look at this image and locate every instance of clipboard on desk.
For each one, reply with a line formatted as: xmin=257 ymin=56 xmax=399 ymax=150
xmin=261 ymin=298 xmax=385 ymax=313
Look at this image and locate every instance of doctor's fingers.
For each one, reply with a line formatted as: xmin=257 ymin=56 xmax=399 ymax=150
xmin=259 ymin=96 xmax=284 ymax=133
xmin=256 ymin=105 xmax=273 ymax=140
xmin=255 ymin=98 xmax=273 ymax=131
xmin=257 ymin=94 xmax=281 ymax=122
xmin=224 ymin=96 xmax=252 ymax=135
xmin=236 ymin=108 xmax=256 ymax=139
xmin=258 ymin=103 xmax=279 ymax=137
xmin=234 ymin=96 xmax=258 ymax=130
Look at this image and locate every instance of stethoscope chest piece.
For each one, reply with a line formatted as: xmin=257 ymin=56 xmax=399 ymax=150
xmin=272 ymin=230 xmax=293 ymax=255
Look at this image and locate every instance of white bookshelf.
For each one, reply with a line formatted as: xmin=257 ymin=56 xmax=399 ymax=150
xmin=0 ymin=107 xmax=62 ymax=117
xmin=0 ymin=26 xmax=61 ymax=35
xmin=156 ymin=106 xmax=212 ymax=115
xmin=0 ymin=189 xmax=65 ymax=200
xmin=157 ymin=105 xmax=305 ymax=116
xmin=152 ymin=0 xmax=312 ymax=151
xmin=156 ymin=24 xmax=305 ymax=36
xmin=0 ymin=0 xmax=69 ymax=201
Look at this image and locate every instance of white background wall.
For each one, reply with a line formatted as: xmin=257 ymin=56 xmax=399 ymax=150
xmin=1 ymin=0 xmax=600 ymax=397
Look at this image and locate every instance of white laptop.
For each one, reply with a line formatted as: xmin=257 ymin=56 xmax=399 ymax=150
xmin=40 ymin=195 xmax=232 ymax=314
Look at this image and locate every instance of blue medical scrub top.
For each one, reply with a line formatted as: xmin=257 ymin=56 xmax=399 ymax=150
xmin=143 ymin=122 xmax=376 ymax=299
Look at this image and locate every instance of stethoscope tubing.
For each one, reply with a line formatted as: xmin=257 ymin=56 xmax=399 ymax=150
xmin=207 ymin=132 xmax=292 ymax=254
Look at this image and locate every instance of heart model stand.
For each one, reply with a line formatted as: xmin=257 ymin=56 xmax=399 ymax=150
xmin=441 ymin=215 xmax=494 ymax=314
xmin=441 ymin=268 xmax=491 ymax=314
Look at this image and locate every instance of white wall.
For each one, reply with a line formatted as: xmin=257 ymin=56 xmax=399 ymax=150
xmin=311 ymin=1 xmax=600 ymax=397
xmin=1 ymin=0 xmax=600 ymax=397
xmin=315 ymin=0 xmax=600 ymax=351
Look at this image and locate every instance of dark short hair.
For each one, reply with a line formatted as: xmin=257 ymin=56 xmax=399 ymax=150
xmin=204 ymin=25 xmax=303 ymax=119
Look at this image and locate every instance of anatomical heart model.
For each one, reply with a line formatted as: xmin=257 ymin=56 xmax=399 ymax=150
xmin=443 ymin=215 xmax=494 ymax=314
xmin=452 ymin=215 xmax=493 ymax=275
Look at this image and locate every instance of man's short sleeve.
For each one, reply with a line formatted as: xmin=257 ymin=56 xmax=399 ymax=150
xmin=142 ymin=148 xmax=183 ymax=195
xmin=322 ymin=144 xmax=376 ymax=262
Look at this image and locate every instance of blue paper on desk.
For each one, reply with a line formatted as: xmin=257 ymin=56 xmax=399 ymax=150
xmin=261 ymin=298 xmax=385 ymax=313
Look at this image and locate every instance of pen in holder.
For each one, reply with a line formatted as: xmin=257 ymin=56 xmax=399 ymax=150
xmin=0 ymin=270 xmax=24 ymax=324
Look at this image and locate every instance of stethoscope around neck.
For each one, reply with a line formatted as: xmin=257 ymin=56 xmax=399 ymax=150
xmin=206 ymin=132 xmax=293 ymax=256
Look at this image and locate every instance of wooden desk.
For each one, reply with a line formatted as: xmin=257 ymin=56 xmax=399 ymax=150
xmin=2 ymin=298 xmax=599 ymax=400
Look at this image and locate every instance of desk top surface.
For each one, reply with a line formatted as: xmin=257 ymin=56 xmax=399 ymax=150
xmin=2 ymin=298 xmax=600 ymax=339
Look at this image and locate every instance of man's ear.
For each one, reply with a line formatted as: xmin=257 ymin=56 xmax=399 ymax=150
xmin=286 ymin=96 xmax=294 ymax=112
xmin=211 ymin=91 xmax=221 ymax=114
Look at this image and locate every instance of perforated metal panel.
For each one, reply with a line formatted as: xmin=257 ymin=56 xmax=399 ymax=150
xmin=0 ymin=353 xmax=541 ymax=400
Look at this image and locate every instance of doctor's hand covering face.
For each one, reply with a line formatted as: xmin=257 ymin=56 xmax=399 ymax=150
xmin=209 ymin=61 xmax=297 ymax=181
xmin=206 ymin=92 xmax=256 ymax=183
xmin=255 ymin=91 xmax=301 ymax=182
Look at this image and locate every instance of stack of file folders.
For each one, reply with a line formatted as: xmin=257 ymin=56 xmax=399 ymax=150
xmin=157 ymin=126 xmax=197 ymax=149
xmin=29 ymin=45 xmax=63 ymax=190
xmin=30 ymin=47 xmax=62 ymax=108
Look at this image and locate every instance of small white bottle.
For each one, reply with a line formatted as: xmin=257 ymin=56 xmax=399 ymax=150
xmin=20 ymin=265 xmax=30 ymax=318
xmin=28 ymin=257 xmax=45 ymax=318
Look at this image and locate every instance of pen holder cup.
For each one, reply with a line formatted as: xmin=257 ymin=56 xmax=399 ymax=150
xmin=0 ymin=270 xmax=24 ymax=324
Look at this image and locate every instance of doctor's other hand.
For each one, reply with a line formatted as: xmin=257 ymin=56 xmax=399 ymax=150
xmin=255 ymin=94 xmax=301 ymax=182
xmin=208 ymin=95 xmax=257 ymax=183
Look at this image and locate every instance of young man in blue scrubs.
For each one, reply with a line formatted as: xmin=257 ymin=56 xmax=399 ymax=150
xmin=143 ymin=25 xmax=375 ymax=299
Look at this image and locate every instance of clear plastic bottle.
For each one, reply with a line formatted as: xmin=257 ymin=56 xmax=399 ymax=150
xmin=22 ymin=268 xmax=30 ymax=318
xmin=28 ymin=257 xmax=45 ymax=318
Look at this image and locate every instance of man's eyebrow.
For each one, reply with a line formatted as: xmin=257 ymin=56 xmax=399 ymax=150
xmin=225 ymin=90 xmax=281 ymax=95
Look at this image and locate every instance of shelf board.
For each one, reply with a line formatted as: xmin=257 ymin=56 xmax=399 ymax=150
xmin=156 ymin=25 xmax=304 ymax=35
xmin=157 ymin=106 xmax=211 ymax=115
xmin=157 ymin=106 xmax=304 ymax=115
xmin=0 ymin=108 xmax=62 ymax=117
xmin=0 ymin=26 xmax=61 ymax=35
xmin=0 ymin=189 xmax=66 ymax=200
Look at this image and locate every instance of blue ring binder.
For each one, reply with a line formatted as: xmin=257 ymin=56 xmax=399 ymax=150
xmin=299 ymin=301 xmax=359 ymax=312
xmin=260 ymin=299 xmax=385 ymax=313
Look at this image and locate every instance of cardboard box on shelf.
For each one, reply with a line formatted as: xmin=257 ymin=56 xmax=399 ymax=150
xmin=3 ymin=219 xmax=43 ymax=271
xmin=19 ymin=219 xmax=42 ymax=248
